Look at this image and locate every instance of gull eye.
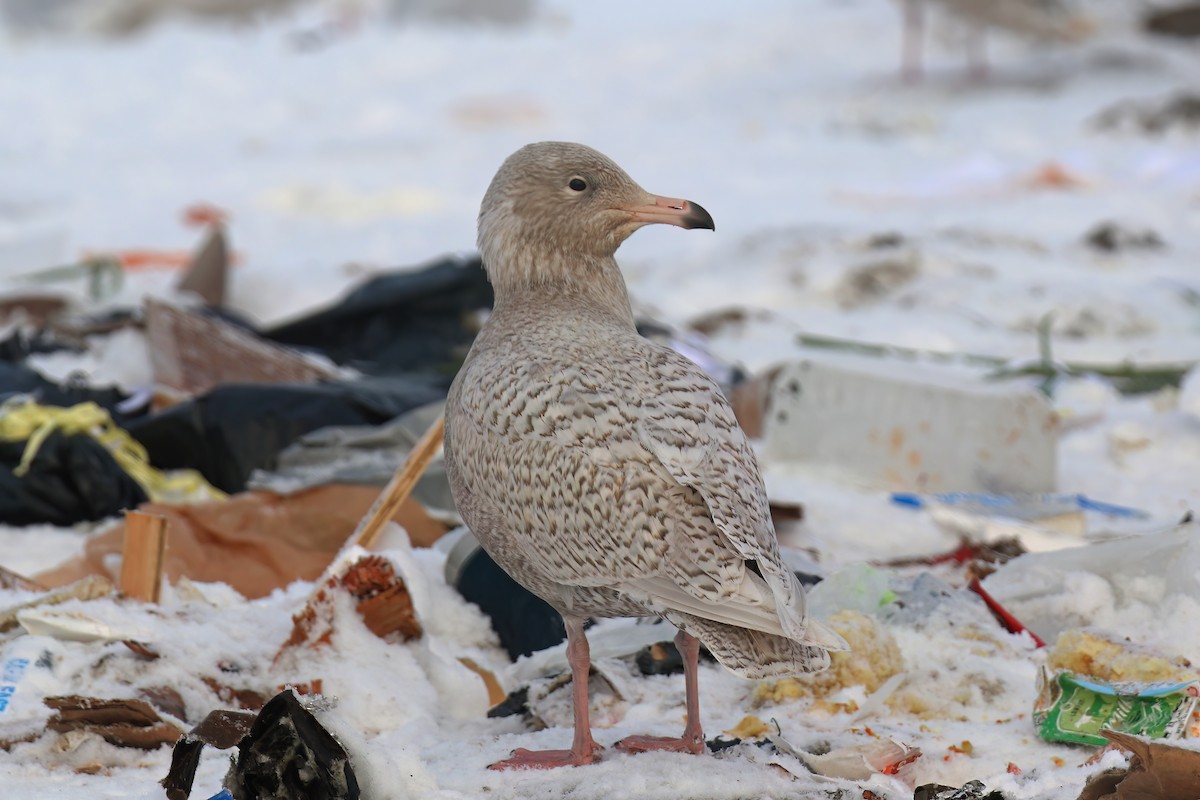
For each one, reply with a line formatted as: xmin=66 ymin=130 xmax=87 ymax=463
xmin=568 ymin=177 xmax=587 ymax=192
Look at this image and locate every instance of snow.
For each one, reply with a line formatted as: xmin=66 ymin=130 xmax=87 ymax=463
xmin=2 ymin=0 xmax=1200 ymax=797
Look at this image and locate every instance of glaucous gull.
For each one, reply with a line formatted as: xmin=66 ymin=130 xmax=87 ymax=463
xmin=444 ymin=141 xmax=847 ymax=770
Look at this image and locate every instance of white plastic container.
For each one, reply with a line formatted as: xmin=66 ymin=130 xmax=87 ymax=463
xmin=762 ymin=352 xmax=1058 ymax=493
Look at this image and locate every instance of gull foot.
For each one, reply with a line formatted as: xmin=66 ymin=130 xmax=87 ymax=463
xmin=614 ymin=735 xmax=705 ymax=756
xmin=488 ymin=745 xmax=603 ymax=770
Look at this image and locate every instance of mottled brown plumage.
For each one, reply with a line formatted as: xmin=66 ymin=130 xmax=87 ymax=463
xmin=444 ymin=141 xmax=844 ymax=769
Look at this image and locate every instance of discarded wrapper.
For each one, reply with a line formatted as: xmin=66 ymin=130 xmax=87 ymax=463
xmin=769 ymin=732 xmax=921 ymax=781
xmin=1034 ymin=668 xmax=1200 ymax=746
xmin=0 ymin=575 xmax=114 ymax=633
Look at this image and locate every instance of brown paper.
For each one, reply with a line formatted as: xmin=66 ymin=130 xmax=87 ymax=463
xmin=1078 ymin=730 xmax=1200 ymax=800
xmin=36 ymin=485 xmax=449 ymax=600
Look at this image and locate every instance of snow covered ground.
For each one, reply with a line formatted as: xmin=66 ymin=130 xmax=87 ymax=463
xmin=2 ymin=0 xmax=1200 ymax=797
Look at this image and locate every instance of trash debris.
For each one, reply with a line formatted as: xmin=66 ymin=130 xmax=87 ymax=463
xmin=635 ymin=640 xmax=684 ymax=676
xmin=36 ymin=486 xmax=447 ymax=599
xmin=762 ymin=353 xmax=1058 ymax=493
xmin=277 ymin=553 xmax=421 ymax=659
xmin=174 ymin=226 xmax=229 ymax=308
xmin=250 ymin=401 xmax=456 ymax=514
xmin=12 ymin=257 xmax=124 ymax=302
xmin=968 ymin=578 xmax=1046 ymax=647
xmin=0 ymin=650 xmax=32 ymax=717
xmin=17 ymin=606 xmax=145 ymax=643
xmin=145 ymin=298 xmax=341 ymax=399
xmin=1022 ymin=162 xmax=1086 ymax=191
xmin=44 ymin=695 xmax=183 ymax=749
xmin=1084 ymin=222 xmax=1166 ymax=253
xmin=1033 ymin=669 xmax=1200 ymax=746
xmin=1048 ymin=629 xmax=1197 ymax=684
xmin=162 ymin=709 xmax=257 ymax=800
xmin=804 ymin=563 xmax=896 ymax=619
xmin=487 ymin=686 xmax=529 ymax=720
xmin=441 ymin=527 xmax=565 ymax=660
xmin=0 ymin=396 xmax=223 ymax=522
xmin=891 ymin=492 xmax=1156 ymax=550
xmin=752 ymin=610 xmax=903 ymax=714
xmin=980 ymin=520 xmax=1200 ymax=644
xmin=793 ymin=332 xmax=1194 ymax=396
xmin=914 ymin=780 xmax=1004 ymax=800
xmin=0 ymin=292 xmax=68 ymax=329
xmin=880 ymin=538 xmax=1026 ymax=571
xmin=264 ymin=255 xmax=492 ymax=381
xmin=833 ymin=252 xmax=919 ymax=309
xmin=162 ymin=690 xmax=358 ymax=800
xmin=127 ymin=376 xmax=444 ymax=493
xmin=0 ymin=418 xmax=148 ymax=526
xmin=1094 ymin=93 xmax=1200 ymax=135
xmin=771 ymin=732 xmax=921 ymax=782
xmin=1144 ymin=3 xmax=1200 ymax=38
xmin=1077 ymin=730 xmax=1200 ymax=800
xmin=0 ymin=575 xmax=114 ymax=634
xmin=458 ymin=657 xmax=506 ymax=707
xmin=724 ymin=714 xmax=771 ymax=740
xmin=117 ymin=510 xmax=168 ymax=604
xmin=0 ymin=565 xmax=42 ymax=592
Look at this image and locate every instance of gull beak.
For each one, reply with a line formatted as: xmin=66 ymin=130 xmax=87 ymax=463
xmin=620 ymin=195 xmax=715 ymax=231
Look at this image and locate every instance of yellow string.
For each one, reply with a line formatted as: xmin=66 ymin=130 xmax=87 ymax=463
xmin=0 ymin=397 xmax=225 ymax=503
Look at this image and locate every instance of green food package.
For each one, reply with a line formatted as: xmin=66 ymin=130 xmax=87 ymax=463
xmin=1033 ymin=669 xmax=1200 ymax=746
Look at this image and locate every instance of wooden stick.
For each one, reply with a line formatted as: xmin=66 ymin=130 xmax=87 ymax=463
xmin=349 ymin=412 xmax=445 ymax=551
xmin=276 ymin=413 xmax=446 ymax=664
xmin=120 ymin=511 xmax=168 ymax=603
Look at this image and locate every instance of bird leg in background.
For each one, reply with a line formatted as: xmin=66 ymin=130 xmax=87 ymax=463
xmin=966 ymin=25 xmax=989 ymax=80
xmin=901 ymin=0 xmax=925 ymax=81
xmin=488 ymin=616 xmax=603 ymax=770
xmin=614 ymin=630 xmax=706 ymax=755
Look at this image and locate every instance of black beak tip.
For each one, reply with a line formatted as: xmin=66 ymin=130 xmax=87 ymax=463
xmin=683 ymin=201 xmax=715 ymax=231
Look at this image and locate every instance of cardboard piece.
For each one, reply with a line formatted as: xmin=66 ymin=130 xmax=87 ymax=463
xmin=45 ymin=695 xmax=184 ymax=750
xmin=162 ymin=708 xmax=258 ymax=800
xmin=144 ymin=298 xmax=339 ymax=397
xmin=278 ymin=554 xmax=421 ymax=661
xmin=175 ymin=226 xmax=228 ymax=307
xmin=36 ymin=485 xmax=449 ymax=600
xmin=1078 ymin=730 xmax=1200 ymax=800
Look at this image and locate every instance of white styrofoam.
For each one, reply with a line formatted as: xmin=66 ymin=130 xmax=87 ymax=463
xmin=762 ymin=353 xmax=1058 ymax=493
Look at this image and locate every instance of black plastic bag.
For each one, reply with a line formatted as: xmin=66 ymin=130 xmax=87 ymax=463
xmin=127 ymin=377 xmax=444 ymax=494
xmin=265 ymin=255 xmax=492 ymax=382
xmin=0 ymin=431 xmax=147 ymax=525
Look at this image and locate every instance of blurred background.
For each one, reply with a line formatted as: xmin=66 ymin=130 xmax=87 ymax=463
xmin=0 ymin=0 xmax=1194 ymax=340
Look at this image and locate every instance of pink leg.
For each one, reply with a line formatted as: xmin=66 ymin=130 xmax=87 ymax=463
xmin=615 ymin=630 xmax=705 ymax=756
xmin=901 ymin=0 xmax=924 ymax=82
xmin=489 ymin=617 xmax=603 ymax=770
